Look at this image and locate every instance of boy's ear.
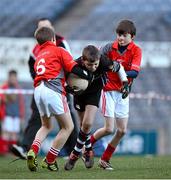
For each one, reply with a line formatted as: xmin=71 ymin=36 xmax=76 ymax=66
xmin=132 ymin=35 xmax=135 ymax=40
xmin=52 ymin=36 xmax=56 ymax=43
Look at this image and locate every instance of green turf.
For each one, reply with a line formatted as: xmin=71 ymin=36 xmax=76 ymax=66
xmin=0 ymin=155 xmax=171 ymax=179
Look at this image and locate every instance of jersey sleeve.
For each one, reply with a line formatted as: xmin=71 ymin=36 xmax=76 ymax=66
xmin=100 ymin=55 xmax=120 ymax=72
xmin=131 ymin=46 xmax=142 ymax=72
xmin=100 ymin=55 xmax=113 ymax=71
xmin=100 ymin=43 xmax=113 ymax=56
xmin=60 ymin=47 xmax=77 ymax=72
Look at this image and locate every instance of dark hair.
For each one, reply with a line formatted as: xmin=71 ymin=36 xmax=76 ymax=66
xmin=116 ymin=19 xmax=136 ymax=37
xmin=37 ymin=18 xmax=52 ymax=24
xmin=34 ymin=27 xmax=55 ymax=45
xmin=38 ymin=17 xmax=50 ymax=21
xmin=82 ymin=45 xmax=100 ymax=63
xmin=9 ymin=70 xmax=17 ymax=76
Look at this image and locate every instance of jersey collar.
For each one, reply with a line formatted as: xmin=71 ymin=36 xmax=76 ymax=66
xmin=112 ymin=40 xmax=134 ymax=50
xmin=40 ymin=41 xmax=56 ymax=49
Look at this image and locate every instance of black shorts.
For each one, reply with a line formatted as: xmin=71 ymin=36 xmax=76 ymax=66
xmin=74 ymin=89 xmax=101 ymax=112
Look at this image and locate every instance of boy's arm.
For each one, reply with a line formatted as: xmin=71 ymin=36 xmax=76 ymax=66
xmin=71 ymin=65 xmax=93 ymax=81
xmin=126 ymin=70 xmax=139 ymax=78
xmin=60 ymin=49 xmax=94 ymax=82
xmin=129 ymin=46 xmax=142 ymax=76
xmin=101 ymin=55 xmax=128 ymax=82
xmin=117 ymin=64 xmax=128 ymax=82
xmin=102 ymin=56 xmax=129 ymax=99
xmin=28 ymin=55 xmax=36 ymax=79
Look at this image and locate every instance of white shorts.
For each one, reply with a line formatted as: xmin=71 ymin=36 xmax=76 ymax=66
xmin=100 ymin=90 xmax=129 ymax=119
xmin=34 ymin=82 xmax=69 ymax=117
xmin=2 ymin=116 xmax=20 ymax=133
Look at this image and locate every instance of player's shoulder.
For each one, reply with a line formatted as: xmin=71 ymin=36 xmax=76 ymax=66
xmin=32 ymin=44 xmax=41 ymax=56
xmin=75 ymin=56 xmax=82 ymax=63
xmin=99 ymin=54 xmax=107 ymax=64
xmin=131 ymin=41 xmax=142 ymax=53
xmin=55 ymin=34 xmax=64 ymax=41
xmin=54 ymin=46 xmax=67 ymax=52
xmin=100 ymin=43 xmax=113 ymax=55
xmin=131 ymin=41 xmax=141 ymax=49
xmin=54 ymin=46 xmax=73 ymax=58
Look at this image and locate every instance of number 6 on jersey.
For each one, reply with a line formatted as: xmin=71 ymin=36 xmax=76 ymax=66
xmin=36 ymin=58 xmax=46 ymax=75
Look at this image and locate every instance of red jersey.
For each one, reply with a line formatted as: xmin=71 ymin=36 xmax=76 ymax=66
xmin=32 ymin=44 xmax=41 ymax=58
xmin=101 ymin=40 xmax=142 ymax=91
xmin=34 ymin=41 xmax=76 ymax=94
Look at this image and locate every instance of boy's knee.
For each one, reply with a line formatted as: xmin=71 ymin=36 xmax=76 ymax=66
xmin=42 ymin=124 xmax=52 ymax=131
xmin=64 ymin=120 xmax=74 ymax=134
xmin=82 ymin=122 xmax=92 ymax=133
xmin=116 ymin=128 xmax=127 ymax=137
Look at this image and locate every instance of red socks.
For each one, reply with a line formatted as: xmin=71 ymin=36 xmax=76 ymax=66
xmin=31 ymin=139 xmax=41 ymax=155
xmin=30 ymin=139 xmax=60 ymax=164
xmin=90 ymin=135 xmax=97 ymax=146
xmin=46 ymin=147 xmax=60 ymax=164
xmin=101 ymin=144 xmax=116 ymax=161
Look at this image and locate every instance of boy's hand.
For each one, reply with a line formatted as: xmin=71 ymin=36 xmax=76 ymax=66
xmin=121 ymin=81 xmax=130 ymax=99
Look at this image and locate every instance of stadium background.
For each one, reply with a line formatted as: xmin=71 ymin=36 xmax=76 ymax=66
xmin=0 ymin=0 xmax=171 ymax=156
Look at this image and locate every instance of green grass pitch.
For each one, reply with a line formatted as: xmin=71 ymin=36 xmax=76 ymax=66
xmin=0 ymin=155 xmax=171 ymax=179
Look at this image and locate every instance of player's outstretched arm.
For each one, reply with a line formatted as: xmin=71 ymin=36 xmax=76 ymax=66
xmin=71 ymin=65 xmax=94 ymax=82
xmin=117 ymin=64 xmax=128 ymax=82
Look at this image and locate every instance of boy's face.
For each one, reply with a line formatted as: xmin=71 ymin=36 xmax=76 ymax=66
xmin=117 ymin=33 xmax=133 ymax=46
xmin=83 ymin=59 xmax=100 ymax=72
xmin=8 ymin=74 xmax=17 ymax=86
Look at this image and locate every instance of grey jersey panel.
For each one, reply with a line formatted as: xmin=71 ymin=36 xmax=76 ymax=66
xmin=100 ymin=43 xmax=120 ymax=72
xmin=44 ymin=69 xmax=65 ymax=94
xmin=100 ymin=43 xmax=113 ymax=56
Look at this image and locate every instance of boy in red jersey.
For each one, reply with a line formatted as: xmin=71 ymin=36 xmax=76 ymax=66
xmin=26 ymin=27 xmax=92 ymax=172
xmin=11 ymin=18 xmax=76 ymax=160
xmin=90 ymin=20 xmax=142 ymax=170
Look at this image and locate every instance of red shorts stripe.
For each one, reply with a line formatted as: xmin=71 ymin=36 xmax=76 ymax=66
xmin=102 ymin=91 xmax=106 ymax=115
xmin=62 ymin=95 xmax=68 ymax=113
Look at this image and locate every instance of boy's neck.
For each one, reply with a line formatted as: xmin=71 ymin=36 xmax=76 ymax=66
xmin=118 ymin=44 xmax=129 ymax=53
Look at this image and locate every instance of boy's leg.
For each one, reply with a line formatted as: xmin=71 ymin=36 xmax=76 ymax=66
xmin=99 ymin=117 xmax=128 ymax=170
xmin=65 ymin=105 xmax=97 ymax=170
xmin=63 ymin=94 xmax=79 ymax=155
xmin=22 ymin=108 xmax=41 ymax=150
xmin=90 ymin=90 xmax=115 ymax=146
xmin=27 ymin=116 xmax=51 ymax=171
xmin=90 ymin=117 xmax=114 ymax=146
xmin=41 ymin=112 xmax=74 ymax=171
xmin=98 ymin=91 xmax=129 ymax=170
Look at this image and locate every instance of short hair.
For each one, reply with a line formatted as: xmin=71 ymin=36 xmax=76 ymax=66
xmin=116 ymin=19 xmax=136 ymax=37
xmin=34 ymin=27 xmax=55 ymax=45
xmin=82 ymin=45 xmax=100 ymax=63
xmin=38 ymin=17 xmax=50 ymax=22
xmin=9 ymin=69 xmax=17 ymax=76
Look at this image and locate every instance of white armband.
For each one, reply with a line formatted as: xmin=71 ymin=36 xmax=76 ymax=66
xmin=118 ymin=65 xmax=128 ymax=82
